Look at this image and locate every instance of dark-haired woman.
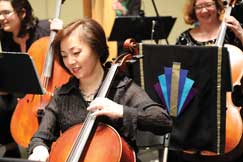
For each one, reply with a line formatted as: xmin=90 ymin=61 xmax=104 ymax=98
xmin=28 ymin=18 xmax=172 ymax=162
xmin=0 ymin=0 xmax=62 ymax=52
xmin=0 ymin=0 xmax=62 ymax=157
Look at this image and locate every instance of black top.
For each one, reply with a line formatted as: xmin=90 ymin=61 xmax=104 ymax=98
xmin=0 ymin=19 xmax=50 ymax=52
xmin=28 ymin=74 xmax=172 ymax=154
xmin=176 ymin=28 xmax=243 ymax=50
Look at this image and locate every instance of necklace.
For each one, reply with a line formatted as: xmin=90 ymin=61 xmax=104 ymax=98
xmin=79 ymin=69 xmax=104 ymax=101
xmin=80 ymin=87 xmax=100 ymax=101
xmin=80 ymin=88 xmax=99 ymax=102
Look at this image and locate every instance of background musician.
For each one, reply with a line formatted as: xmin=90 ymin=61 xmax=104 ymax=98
xmin=176 ymin=0 xmax=243 ymax=48
xmin=173 ymin=0 xmax=243 ymax=162
xmin=112 ymin=0 xmax=141 ymax=16
xmin=0 ymin=0 xmax=62 ymax=158
xmin=28 ymin=18 xmax=172 ymax=162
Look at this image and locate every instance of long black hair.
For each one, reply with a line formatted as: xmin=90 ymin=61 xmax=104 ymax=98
xmin=0 ymin=0 xmax=38 ymax=37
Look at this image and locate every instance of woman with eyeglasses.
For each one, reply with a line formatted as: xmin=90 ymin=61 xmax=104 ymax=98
xmin=0 ymin=0 xmax=62 ymax=158
xmin=176 ymin=0 xmax=243 ymax=48
xmin=0 ymin=0 xmax=62 ymax=52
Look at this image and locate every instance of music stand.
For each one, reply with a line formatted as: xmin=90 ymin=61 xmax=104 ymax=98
xmin=0 ymin=52 xmax=44 ymax=94
xmin=108 ymin=16 xmax=176 ymax=43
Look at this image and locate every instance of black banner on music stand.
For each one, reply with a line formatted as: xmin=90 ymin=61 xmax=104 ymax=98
xmin=131 ymin=45 xmax=231 ymax=154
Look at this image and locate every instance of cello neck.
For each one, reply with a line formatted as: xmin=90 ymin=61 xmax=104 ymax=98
xmin=215 ymin=0 xmax=237 ymax=46
xmin=215 ymin=7 xmax=232 ymax=46
xmin=42 ymin=0 xmax=64 ymax=79
xmin=66 ymin=64 xmax=120 ymax=162
xmin=48 ymin=0 xmax=64 ymax=42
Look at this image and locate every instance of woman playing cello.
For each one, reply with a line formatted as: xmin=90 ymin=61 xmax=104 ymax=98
xmin=28 ymin=18 xmax=173 ymax=162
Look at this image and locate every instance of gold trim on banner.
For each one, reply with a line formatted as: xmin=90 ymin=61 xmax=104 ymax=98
xmin=216 ymin=47 xmax=222 ymax=154
xmin=139 ymin=43 xmax=145 ymax=90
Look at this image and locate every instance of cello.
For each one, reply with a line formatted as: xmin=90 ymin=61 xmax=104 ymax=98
xmin=10 ymin=0 xmax=70 ymax=148
xmin=48 ymin=39 xmax=138 ymax=162
xmin=183 ymin=0 xmax=243 ymax=161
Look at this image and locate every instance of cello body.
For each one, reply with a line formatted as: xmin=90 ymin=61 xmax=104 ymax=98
xmin=223 ymin=44 xmax=243 ymax=154
xmin=10 ymin=37 xmax=70 ymax=148
xmin=49 ymin=123 xmax=136 ymax=162
xmin=202 ymin=44 xmax=243 ymax=154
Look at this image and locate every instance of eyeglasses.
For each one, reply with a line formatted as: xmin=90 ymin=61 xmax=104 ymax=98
xmin=194 ymin=2 xmax=216 ymax=11
xmin=0 ymin=10 xmax=15 ymax=18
